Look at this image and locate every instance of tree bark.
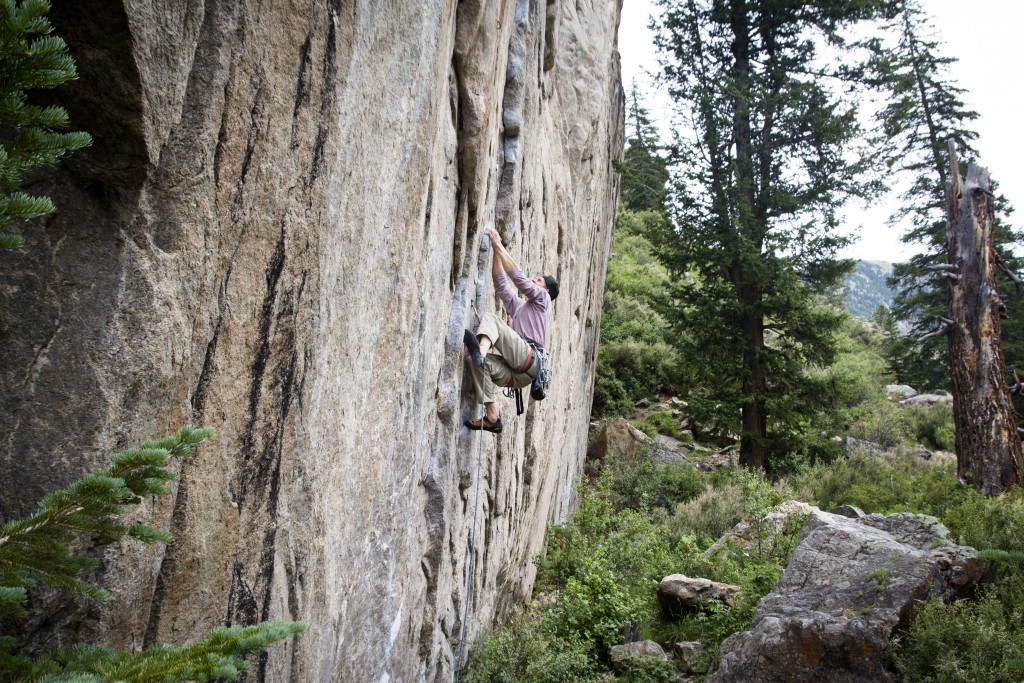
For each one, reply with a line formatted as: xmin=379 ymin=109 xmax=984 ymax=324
xmin=739 ymin=299 xmax=768 ymax=470
xmin=730 ymin=0 xmax=769 ymax=471
xmin=946 ymin=141 xmax=1024 ymax=495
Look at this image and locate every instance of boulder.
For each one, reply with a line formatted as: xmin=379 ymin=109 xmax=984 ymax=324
xmin=885 ymin=384 xmax=918 ymax=401
xmin=591 ymin=417 xmax=650 ymax=465
xmin=610 ymin=640 xmax=669 ymax=672
xmin=653 ymin=434 xmax=692 ymax=465
xmin=831 ymin=504 xmax=865 ymax=519
xmin=658 ymin=575 xmax=740 ymax=618
xmin=672 ymin=641 xmax=707 ymax=674
xmin=706 ymin=510 xmax=986 ymax=682
xmin=902 ymin=392 xmax=953 ymax=406
xmin=843 ymin=437 xmax=889 ymax=458
xmin=695 ymin=445 xmax=739 ymax=471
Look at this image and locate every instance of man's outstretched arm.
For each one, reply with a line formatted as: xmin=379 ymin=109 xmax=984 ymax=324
xmin=488 ymin=227 xmax=516 ymax=273
xmin=487 ymin=227 xmax=547 ymax=303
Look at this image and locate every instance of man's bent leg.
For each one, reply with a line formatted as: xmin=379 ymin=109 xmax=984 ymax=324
xmin=477 ymin=312 xmax=532 ymax=371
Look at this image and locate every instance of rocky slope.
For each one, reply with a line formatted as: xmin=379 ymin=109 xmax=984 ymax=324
xmin=0 ymin=0 xmax=624 ymax=680
xmin=843 ymin=260 xmax=895 ymax=319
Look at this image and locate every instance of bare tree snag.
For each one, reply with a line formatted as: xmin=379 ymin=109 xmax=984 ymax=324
xmin=946 ymin=141 xmax=1024 ymax=495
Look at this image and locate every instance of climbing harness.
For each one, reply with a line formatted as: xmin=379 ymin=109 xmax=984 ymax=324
xmin=454 ymin=374 xmax=487 ymax=683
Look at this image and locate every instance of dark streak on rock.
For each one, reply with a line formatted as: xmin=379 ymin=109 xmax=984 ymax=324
xmin=240 ymin=223 xmax=287 ymax=484
xmin=308 ymin=15 xmax=338 ymax=188
xmin=292 ymin=33 xmax=314 ymax=140
xmin=418 ymin=471 xmax=447 ymax=659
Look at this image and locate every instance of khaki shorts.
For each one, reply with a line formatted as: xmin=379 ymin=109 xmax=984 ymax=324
xmin=468 ymin=312 xmax=539 ymax=403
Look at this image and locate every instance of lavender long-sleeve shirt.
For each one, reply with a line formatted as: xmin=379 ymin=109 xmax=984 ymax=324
xmin=494 ymin=266 xmax=552 ymax=352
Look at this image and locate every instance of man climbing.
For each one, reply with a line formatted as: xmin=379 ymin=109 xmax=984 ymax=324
xmin=464 ymin=226 xmax=559 ymax=434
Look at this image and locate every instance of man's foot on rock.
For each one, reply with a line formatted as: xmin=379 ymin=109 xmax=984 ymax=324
xmin=463 ymin=329 xmax=485 ymax=368
xmin=464 ymin=415 xmax=503 ymax=434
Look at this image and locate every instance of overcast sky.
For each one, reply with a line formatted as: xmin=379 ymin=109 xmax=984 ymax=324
xmin=618 ymin=1 xmax=1024 ymax=263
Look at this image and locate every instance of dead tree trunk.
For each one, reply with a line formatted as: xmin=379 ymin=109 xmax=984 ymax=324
xmin=946 ymin=141 xmax=1024 ymax=495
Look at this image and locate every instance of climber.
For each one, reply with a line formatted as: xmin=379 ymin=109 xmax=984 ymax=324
xmin=463 ymin=227 xmax=559 ymax=434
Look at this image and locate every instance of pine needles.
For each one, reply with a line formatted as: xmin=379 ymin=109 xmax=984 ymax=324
xmin=0 ymin=427 xmax=305 ymax=681
xmin=0 ymin=0 xmax=91 ymax=249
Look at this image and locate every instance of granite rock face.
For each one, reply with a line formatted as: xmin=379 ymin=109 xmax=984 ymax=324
xmin=0 ymin=1 xmax=624 ymax=681
xmin=706 ymin=510 xmax=985 ymax=683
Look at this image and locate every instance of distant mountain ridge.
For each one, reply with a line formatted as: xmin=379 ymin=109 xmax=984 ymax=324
xmin=843 ymin=260 xmax=895 ymax=319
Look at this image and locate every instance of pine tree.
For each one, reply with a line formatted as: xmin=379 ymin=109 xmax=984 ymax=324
xmin=877 ymin=0 xmax=1024 ymax=390
xmin=0 ymin=0 xmax=91 ymax=250
xmin=618 ymin=83 xmax=670 ymax=214
xmin=0 ymin=427 xmax=306 ymax=681
xmin=652 ymin=0 xmax=887 ymax=471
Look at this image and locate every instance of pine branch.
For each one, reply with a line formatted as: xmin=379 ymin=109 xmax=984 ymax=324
xmin=0 ymin=426 xmax=213 ymax=603
xmin=28 ymin=622 xmax=306 ymax=682
xmin=976 ymin=548 xmax=1024 ymax=564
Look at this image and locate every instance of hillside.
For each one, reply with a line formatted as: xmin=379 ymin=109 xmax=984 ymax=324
xmin=844 ymin=260 xmax=895 ymax=319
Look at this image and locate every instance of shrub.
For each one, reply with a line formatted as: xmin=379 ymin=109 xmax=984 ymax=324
xmin=615 ymin=654 xmax=687 ymax=683
xmin=535 ymin=480 xmax=616 ymax=593
xmin=788 ymin=452 xmax=963 ymax=517
xmin=902 ymin=403 xmax=955 ymax=451
xmin=888 ymin=571 xmax=1024 ymax=682
xmin=607 ymin=454 xmax=704 ymax=514
xmin=542 ymin=556 xmax=645 ymax=655
xmin=942 ymin=487 xmax=1024 ymax=552
xmin=634 ymin=410 xmax=680 ymax=438
xmin=845 ymin=398 xmax=910 ymax=448
xmin=464 ymin=612 xmax=601 ymax=683
xmin=594 ymin=340 xmax=681 ymax=416
xmin=661 ymin=483 xmax=746 ymax=548
xmin=647 ymin=547 xmax=787 ymax=657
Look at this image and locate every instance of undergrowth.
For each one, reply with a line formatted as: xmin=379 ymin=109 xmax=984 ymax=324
xmin=465 ymin=441 xmax=1024 ymax=682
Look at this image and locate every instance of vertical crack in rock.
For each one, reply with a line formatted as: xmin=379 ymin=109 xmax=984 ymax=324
xmin=240 ymin=224 xmax=287 ymax=492
xmin=191 ymin=316 xmax=223 ymax=415
xmin=543 ymin=0 xmax=559 ymax=72
xmin=449 ymin=58 xmax=467 ymax=291
xmin=417 ymin=470 xmax=447 ymax=660
xmin=292 ymin=33 xmax=314 ymax=127
xmin=495 ymin=0 xmax=530 ymax=241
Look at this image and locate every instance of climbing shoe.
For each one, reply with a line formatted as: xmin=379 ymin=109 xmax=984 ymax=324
xmin=464 ymin=416 xmax=503 ymax=434
xmin=463 ymin=329 xmax=485 ymax=368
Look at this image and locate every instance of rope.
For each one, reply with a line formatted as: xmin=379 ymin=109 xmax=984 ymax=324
xmin=454 ymin=372 xmax=486 ymax=682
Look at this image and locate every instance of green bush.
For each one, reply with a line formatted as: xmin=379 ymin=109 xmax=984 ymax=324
xmin=942 ymin=487 xmax=1024 ymax=552
xmin=607 ymin=455 xmax=704 ymax=514
xmin=788 ymin=452 xmax=964 ymax=518
xmin=464 ymin=612 xmax=601 ymax=683
xmin=594 ymin=341 xmax=680 ymax=417
xmin=593 ymin=363 xmax=636 ymax=418
xmin=535 ymin=480 xmax=616 ymax=594
xmin=633 ymin=410 xmax=681 ymax=439
xmin=902 ymin=403 xmax=955 ymax=452
xmin=648 ymin=558 xmax=783 ymax=656
xmin=542 ymin=556 xmax=645 ymax=654
xmin=615 ymin=654 xmax=686 ymax=683
xmin=888 ymin=571 xmax=1024 ymax=682
xmin=659 ymin=483 xmax=746 ymax=547
xmin=845 ymin=398 xmax=910 ymax=448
